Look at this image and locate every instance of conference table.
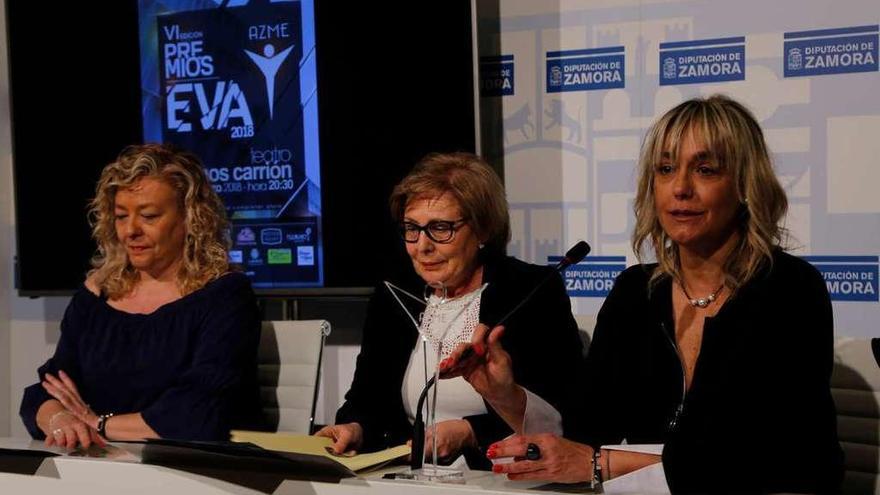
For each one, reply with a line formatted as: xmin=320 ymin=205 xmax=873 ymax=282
xmin=0 ymin=437 xmax=602 ymax=495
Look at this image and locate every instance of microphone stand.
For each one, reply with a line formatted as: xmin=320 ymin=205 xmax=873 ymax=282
xmin=410 ymin=375 xmax=437 ymax=470
xmin=386 ymin=280 xmax=486 ymax=478
xmin=412 ymin=283 xmax=487 ymax=477
xmin=409 ymin=241 xmax=591 ymax=471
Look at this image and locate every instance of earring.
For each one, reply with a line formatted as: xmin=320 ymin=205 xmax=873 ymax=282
xmin=479 ymin=243 xmax=485 ymax=249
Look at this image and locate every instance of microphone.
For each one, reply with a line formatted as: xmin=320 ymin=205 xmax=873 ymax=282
xmin=555 ymin=240 xmax=592 ymax=271
xmin=410 ymin=241 xmax=591 ymax=469
xmin=493 ymin=240 xmax=590 ymax=330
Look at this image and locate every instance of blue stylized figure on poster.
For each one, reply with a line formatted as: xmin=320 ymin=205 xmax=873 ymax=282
xmin=245 ymin=43 xmax=295 ymax=120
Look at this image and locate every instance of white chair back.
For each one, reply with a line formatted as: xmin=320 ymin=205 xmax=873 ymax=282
xmin=833 ymin=337 xmax=880 ymax=494
xmin=258 ymin=320 xmax=331 ymax=434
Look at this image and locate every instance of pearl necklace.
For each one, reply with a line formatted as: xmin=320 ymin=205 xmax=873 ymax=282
xmin=680 ymin=282 xmax=725 ymax=308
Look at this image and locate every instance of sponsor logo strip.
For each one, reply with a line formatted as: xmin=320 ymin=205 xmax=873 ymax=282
xmin=550 ymin=255 xmax=626 ymax=297
xmin=546 ymin=46 xmax=625 ymax=92
xmin=784 ymin=25 xmax=878 ymax=77
xmin=802 ymin=255 xmax=879 ymax=302
xmin=480 ymin=54 xmax=515 ymax=97
xmin=659 ymin=36 xmax=745 ymax=86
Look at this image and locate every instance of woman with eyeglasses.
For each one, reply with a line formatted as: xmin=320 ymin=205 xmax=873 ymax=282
xmin=316 ymin=152 xmax=584 ymax=469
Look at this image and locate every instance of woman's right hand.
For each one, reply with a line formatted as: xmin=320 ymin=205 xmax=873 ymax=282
xmin=43 ymin=410 xmax=104 ymax=450
xmin=41 ymin=371 xmax=98 ymax=430
xmin=440 ymin=324 xmax=527 ymax=429
xmin=440 ymin=324 xmax=518 ymax=404
xmin=315 ymin=422 xmax=363 ymax=455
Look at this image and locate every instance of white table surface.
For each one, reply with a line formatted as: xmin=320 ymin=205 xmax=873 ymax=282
xmin=0 ymin=438 xmax=599 ymax=495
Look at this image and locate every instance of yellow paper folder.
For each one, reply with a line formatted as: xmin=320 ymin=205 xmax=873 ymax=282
xmin=230 ymin=430 xmax=410 ymax=473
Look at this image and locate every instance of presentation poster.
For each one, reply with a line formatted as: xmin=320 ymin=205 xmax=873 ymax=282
xmin=138 ymin=0 xmax=322 ymax=288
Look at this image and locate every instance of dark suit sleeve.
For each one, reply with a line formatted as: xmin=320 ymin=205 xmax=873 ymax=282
xmin=564 ymin=268 xmax=635 ymax=447
xmin=510 ymin=271 xmax=585 ymax=430
xmin=663 ymin=260 xmax=844 ymax=494
xmin=336 ymin=287 xmax=413 ymax=451
xmin=19 ymin=290 xmax=91 ymax=439
xmin=463 ymin=268 xmax=585 ymax=462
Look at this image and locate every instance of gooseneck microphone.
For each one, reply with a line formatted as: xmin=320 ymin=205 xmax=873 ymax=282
xmin=493 ymin=240 xmax=591 ymax=330
xmin=410 ymin=241 xmax=591 ymax=469
xmin=555 ymin=240 xmax=593 ymax=270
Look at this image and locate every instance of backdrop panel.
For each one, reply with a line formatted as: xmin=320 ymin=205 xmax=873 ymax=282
xmin=477 ymin=0 xmax=879 ymax=337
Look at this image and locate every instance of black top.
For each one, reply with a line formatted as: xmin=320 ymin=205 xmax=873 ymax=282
xmin=336 ymin=254 xmax=584 ymax=469
xmin=569 ymin=250 xmax=843 ymax=494
xmin=20 ymin=272 xmax=263 ymax=441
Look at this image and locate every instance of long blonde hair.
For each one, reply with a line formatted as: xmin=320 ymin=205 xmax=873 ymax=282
xmin=88 ymin=144 xmax=230 ymax=298
xmin=632 ymin=95 xmax=789 ymax=290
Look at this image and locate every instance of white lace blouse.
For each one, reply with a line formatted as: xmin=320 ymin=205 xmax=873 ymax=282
xmin=401 ymin=290 xmax=488 ymax=424
xmin=400 ymin=289 xmax=562 ymax=439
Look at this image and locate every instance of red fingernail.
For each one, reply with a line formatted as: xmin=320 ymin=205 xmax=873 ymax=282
xmin=474 ymin=344 xmax=485 ymax=356
xmin=492 ymin=465 xmax=503 ymax=473
xmin=489 ymin=442 xmax=499 ymax=449
xmin=486 ymin=449 xmax=497 ymax=459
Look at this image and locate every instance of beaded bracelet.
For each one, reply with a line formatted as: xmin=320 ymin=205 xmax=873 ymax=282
xmin=97 ymin=413 xmax=114 ymax=438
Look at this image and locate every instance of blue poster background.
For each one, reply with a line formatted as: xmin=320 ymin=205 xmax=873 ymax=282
xmin=139 ymin=0 xmax=322 ymax=287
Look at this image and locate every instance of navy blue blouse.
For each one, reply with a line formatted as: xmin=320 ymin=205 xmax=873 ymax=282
xmin=20 ymin=272 xmax=262 ymax=441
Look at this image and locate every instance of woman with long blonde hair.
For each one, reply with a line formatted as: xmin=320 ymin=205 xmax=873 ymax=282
xmin=444 ymin=95 xmax=843 ymax=493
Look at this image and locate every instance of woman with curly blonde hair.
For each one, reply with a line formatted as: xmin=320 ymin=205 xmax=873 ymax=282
xmin=88 ymin=143 xmax=231 ymax=298
xmin=20 ymin=144 xmax=262 ymax=448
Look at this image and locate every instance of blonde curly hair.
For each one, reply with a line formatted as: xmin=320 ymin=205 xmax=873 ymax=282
xmin=632 ymin=95 xmax=789 ymax=291
xmin=88 ymin=144 xmax=230 ymax=298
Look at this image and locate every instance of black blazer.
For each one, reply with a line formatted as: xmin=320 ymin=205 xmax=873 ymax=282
xmin=568 ymin=250 xmax=843 ymax=494
xmin=336 ymin=254 xmax=584 ymax=468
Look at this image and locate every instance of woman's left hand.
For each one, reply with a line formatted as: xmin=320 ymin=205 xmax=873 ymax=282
xmin=421 ymin=419 xmax=477 ymax=463
xmin=42 ymin=371 xmax=98 ymax=430
xmin=487 ymin=433 xmax=594 ymax=482
xmin=44 ymin=410 xmax=104 ymax=450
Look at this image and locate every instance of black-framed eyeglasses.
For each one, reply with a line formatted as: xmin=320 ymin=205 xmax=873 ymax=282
xmin=399 ymin=218 xmax=468 ymax=244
